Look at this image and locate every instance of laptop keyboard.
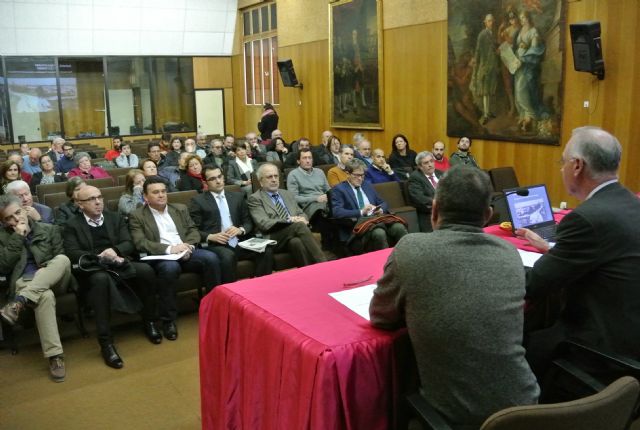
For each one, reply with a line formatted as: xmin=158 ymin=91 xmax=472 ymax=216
xmin=536 ymin=224 xmax=557 ymax=241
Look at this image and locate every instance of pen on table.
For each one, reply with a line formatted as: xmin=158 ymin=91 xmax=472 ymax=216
xmin=342 ymin=275 xmax=373 ymax=288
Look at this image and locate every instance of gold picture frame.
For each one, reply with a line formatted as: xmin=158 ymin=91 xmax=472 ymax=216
xmin=329 ymin=0 xmax=384 ymax=129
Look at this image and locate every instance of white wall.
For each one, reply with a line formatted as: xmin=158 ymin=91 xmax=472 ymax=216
xmin=0 ymin=0 xmax=237 ymax=56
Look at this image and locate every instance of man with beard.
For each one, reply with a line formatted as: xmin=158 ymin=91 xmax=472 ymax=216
xmin=450 ymin=136 xmax=479 ymax=167
xmin=432 ymin=141 xmax=450 ymax=172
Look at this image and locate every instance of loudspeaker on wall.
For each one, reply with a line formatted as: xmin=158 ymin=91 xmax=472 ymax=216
xmin=570 ymin=21 xmax=605 ymax=80
xmin=277 ymin=59 xmax=302 ymax=88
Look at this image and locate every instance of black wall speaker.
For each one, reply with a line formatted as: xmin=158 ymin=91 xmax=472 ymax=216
xmin=570 ymin=21 xmax=605 ymax=80
xmin=277 ymin=59 xmax=302 ymax=88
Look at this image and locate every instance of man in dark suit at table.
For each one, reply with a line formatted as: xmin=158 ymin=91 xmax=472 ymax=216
xmin=407 ymin=151 xmax=444 ymax=232
xmin=189 ymin=166 xmax=273 ymax=283
xmin=369 ymin=165 xmax=539 ymax=429
xmin=516 ymin=126 xmax=640 ymax=377
xmin=129 ymin=176 xmax=221 ymax=341
xmin=331 ymin=159 xmax=407 ymax=253
xmin=248 ymin=163 xmax=326 ymax=267
xmin=64 ymin=185 xmax=158 ymax=369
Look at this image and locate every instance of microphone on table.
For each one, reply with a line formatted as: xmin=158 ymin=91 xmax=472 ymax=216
xmin=491 ymin=188 xmax=529 ymax=204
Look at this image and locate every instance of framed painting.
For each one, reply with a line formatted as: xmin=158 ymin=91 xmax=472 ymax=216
xmin=447 ymin=0 xmax=566 ymax=145
xmin=329 ymin=0 xmax=383 ymax=129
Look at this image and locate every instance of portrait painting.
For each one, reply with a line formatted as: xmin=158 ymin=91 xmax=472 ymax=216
xmin=329 ymin=0 xmax=383 ymax=129
xmin=447 ymin=0 xmax=565 ymax=144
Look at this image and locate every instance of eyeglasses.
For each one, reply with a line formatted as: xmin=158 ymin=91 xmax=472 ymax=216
xmin=350 ymin=172 xmax=365 ymax=178
xmin=78 ymin=195 xmax=104 ymax=202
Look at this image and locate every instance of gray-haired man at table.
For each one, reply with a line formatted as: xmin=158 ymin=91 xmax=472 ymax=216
xmin=369 ymin=165 xmax=539 ymax=429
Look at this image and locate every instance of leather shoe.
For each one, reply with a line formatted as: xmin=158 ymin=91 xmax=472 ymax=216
xmin=144 ymin=321 xmax=162 ymax=345
xmin=162 ymin=321 xmax=178 ymax=341
xmin=101 ymin=344 xmax=124 ymax=369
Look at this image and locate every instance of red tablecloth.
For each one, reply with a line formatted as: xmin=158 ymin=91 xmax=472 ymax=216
xmin=199 ymin=249 xmax=406 ymax=430
xmin=483 ymin=211 xmax=570 ymax=252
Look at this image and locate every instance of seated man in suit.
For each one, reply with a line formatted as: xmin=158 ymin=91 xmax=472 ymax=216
xmin=6 ymin=180 xmax=54 ymax=224
xmin=330 ymin=159 xmax=407 ymax=253
xmin=64 ymin=185 xmax=158 ymax=369
xmin=0 ymin=195 xmax=70 ymax=382
xmin=516 ymin=126 xmax=640 ymax=377
xmin=369 ymin=166 xmax=539 ymax=428
xmin=203 ymin=138 xmax=228 ymax=169
xmin=129 ymin=176 xmax=221 ymax=339
xmin=189 ymin=166 xmax=273 ymax=283
xmin=248 ymin=163 xmax=326 ymax=267
xmin=55 ymin=142 xmax=76 ymax=174
xmin=407 ymin=151 xmax=444 ymax=232
xmin=283 ymin=138 xmax=320 ymax=169
xmin=327 ymin=145 xmax=355 ymax=187
xmin=364 ymin=149 xmax=402 ymax=184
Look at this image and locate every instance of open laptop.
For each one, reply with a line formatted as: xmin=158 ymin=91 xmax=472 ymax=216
xmin=504 ymin=184 xmax=557 ymax=241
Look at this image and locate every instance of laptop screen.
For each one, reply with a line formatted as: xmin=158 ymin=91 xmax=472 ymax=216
xmin=504 ymin=184 xmax=555 ymax=229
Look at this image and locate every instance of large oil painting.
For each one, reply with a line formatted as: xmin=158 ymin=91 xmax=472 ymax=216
xmin=447 ymin=0 xmax=565 ymax=144
xmin=329 ymin=0 xmax=383 ymax=129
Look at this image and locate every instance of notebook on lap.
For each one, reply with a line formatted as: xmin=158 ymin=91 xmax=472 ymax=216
xmin=504 ymin=184 xmax=557 ymax=241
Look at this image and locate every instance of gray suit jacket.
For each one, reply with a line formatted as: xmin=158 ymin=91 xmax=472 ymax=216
xmin=129 ymin=203 xmax=200 ymax=255
xmin=407 ymin=169 xmax=443 ymax=232
xmin=247 ymin=188 xmax=305 ymax=237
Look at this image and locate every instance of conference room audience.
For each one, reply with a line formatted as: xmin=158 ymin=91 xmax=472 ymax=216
xmin=226 ymin=143 xmax=257 ymax=196
xmin=118 ymin=169 xmax=146 ymax=219
xmin=407 ymin=151 xmax=443 ymax=232
xmin=203 ymin=138 xmax=228 ymax=169
xmin=67 ymin=152 xmax=111 ymax=180
xmin=177 ymin=155 xmax=207 ymax=193
xmin=369 ymin=165 xmax=539 ymax=428
xmin=46 ymin=137 xmax=65 ymax=164
xmin=516 ymin=126 xmax=640 ymax=378
xmin=64 ymin=185 xmax=158 ymax=369
xmin=388 ymin=134 xmax=417 ymax=178
xmin=55 ymin=142 xmax=76 ymax=174
xmin=104 ymin=136 xmax=122 ymax=161
xmin=0 ymin=159 xmax=22 ymax=194
xmin=364 ymin=149 xmax=402 ymax=184
xmin=284 ymin=138 xmax=318 ymax=169
xmin=184 ymin=137 xmax=207 ymax=159
xmin=147 ymin=142 xmax=179 ymax=188
xmin=6 ymin=180 xmax=54 ymax=224
xmin=265 ymin=137 xmax=289 ymax=164
xmin=22 ymin=148 xmax=42 ymax=175
xmin=331 ymin=159 xmax=407 ymax=253
xmin=248 ymin=163 xmax=326 ymax=267
xmin=432 ymin=140 xmax=451 ymax=172
xmin=189 ymin=166 xmax=273 ymax=283
xmin=245 ymin=132 xmax=267 ymax=161
xmin=129 ymin=176 xmax=222 ymax=340
xmin=29 ymin=154 xmax=66 ymax=194
xmin=54 ymin=177 xmax=86 ymax=227
xmin=165 ymin=137 xmax=183 ymax=167
xmin=327 ymin=145 xmax=355 ymax=187
xmin=354 ymin=139 xmax=373 ymax=167
xmin=0 ymin=195 xmax=71 ymax=382
xmin=114 ymin=142 xmax=139 ymax=168
xmin=312 ymin=130 xmax=336 ymax=165
xmin=258 ymin=103 xmax=279 ymax=141
xmin=449 ymin=136 xmax=479 ymax=167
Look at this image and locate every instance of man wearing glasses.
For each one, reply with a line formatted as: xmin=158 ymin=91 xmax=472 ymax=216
xmin=330 ymin=159 xmax=407 ymax=254
xmin=55 ymin=142 xmax=76 ymax=174
xmin=64 ymin=186 xmax=157 ymax=369
xmin=203 ymin=138 xmax=228 ymax=169
xmin=189 ymin=166 xmax=273 ymax=283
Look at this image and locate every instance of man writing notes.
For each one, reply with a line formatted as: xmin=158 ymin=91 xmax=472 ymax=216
xmin=517 ymin=126 xmax=640 ymax=377
xmin=370 ymin=166 xmax=539 ymax=428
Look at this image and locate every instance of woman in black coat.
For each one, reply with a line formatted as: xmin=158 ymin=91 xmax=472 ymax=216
xmin=257 ymin=103 xmax=279 ymax=140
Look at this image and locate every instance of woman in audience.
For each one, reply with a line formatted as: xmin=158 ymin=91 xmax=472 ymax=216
xmin=184 ymin=138 xmax=207 ymax=158
xmin=30 ymin=154 xmax=66 ymax=193
xmin=67 ymin=152 xmax=111 ymax=180
xmin=226 ymin=143 xmax=257 ymax=196
xmin=54 ymin=177 xmax=86 ymax=226
xmin=266 ymin=137 xmax=289 ymax=163
xmin=165 ymin=136 xmax=183 ymax=167
xmin=140 ymin=159 xmax=158 ymax=177
xmin=118 ymin=169 xmax=146 ymax=219
xmin=0 ymin=160 xmax=22 ymax=194
xmin=177 ymin=155 xmax=207 ymax=192
xmin=388 ymin=134 xmax=417 ymax=178
xmin=327 ymin=136 xmax=342 ymax=165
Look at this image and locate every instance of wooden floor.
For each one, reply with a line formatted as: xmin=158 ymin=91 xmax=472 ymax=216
xmin=0 ymin=308 xmax=201 ymax=429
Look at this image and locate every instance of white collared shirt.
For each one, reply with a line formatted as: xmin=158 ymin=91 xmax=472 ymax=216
xmin=149 ymin=205 xmax=182 ymax=253
xmin=83 ymin=212 xmax=104 ymax=227
xmin=586 ymin=179 xmax=618 ymax=200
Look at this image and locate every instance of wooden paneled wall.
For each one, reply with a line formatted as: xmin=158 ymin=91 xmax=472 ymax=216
xmin=193 ymin=57 xmax=235 ymax=135
xmin=225 ymin=0 xmax=640 ymax=207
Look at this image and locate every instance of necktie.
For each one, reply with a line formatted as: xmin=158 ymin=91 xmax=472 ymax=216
xmin=271 ymin=193 xmax=290 ymax=220
xmin=217 ymin=194 xmax=238 ymax=248
xmin=356 ymin=187 xmax=365 ymax=209
xmin=428 ymin=175 xmax=437 ymax=188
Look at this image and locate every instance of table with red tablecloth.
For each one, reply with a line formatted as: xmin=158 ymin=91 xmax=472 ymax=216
xmin=199 ymin=249 xmax=409 ymax=430
xmin=483 ymin=211 xmax=569 ymax=251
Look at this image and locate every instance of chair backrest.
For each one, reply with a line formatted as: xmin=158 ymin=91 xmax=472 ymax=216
xmin=481 ymin=376 xmax=640 ymax=430
xmin=100 ymin=186 xmax=126 ymax=203
xmin=43 ymin=192 xmax=69 ymax=210
xmin=225 ymin=184 xmax=242 ymax=193
xmin=489 ymin=167 xmax=519 ymax=192
xmin=106 ymin=167 xmax=134 ymax=179
xmin=373 ymin=181 xmax=407 ymax=209
xmin=87 ymin=177 xmax=116 ymax=188
xmin=168 ymin=190 xmax=198 ymax=206
xmin=36 ymin=182 xmax=69 ymax=203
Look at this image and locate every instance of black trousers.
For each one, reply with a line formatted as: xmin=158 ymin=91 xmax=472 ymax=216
xmin=209 ymin=244 xmax=274 ymax=283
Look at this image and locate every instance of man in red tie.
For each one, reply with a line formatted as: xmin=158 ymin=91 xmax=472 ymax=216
xmin=407 ymin=151 xmax=444 ymax=232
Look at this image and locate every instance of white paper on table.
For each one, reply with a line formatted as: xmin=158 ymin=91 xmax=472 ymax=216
xmin=329 ymin=284 xmax=376 ymax=321
xmin=140 ymin=250 xmax=188 ymax=261
xmin=518 ymin=249 xmax=543 ymax=267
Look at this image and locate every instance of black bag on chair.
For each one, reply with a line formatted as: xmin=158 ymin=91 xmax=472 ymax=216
xmin=76 ymin=254 xmax=142 ymax=314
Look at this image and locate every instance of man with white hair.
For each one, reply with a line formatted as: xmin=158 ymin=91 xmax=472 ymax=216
xmin=354 ymin=138 xmax=373 ymax=167
xmin=6 ymin=180 xmax=54 ymax=224
xmin=517 ymin=126 xmax=640 ymax=376
xmin=47 ymin=137 xmax=65 ymax=164
xmin=22 ymin=147 xmax=42 ymax=175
